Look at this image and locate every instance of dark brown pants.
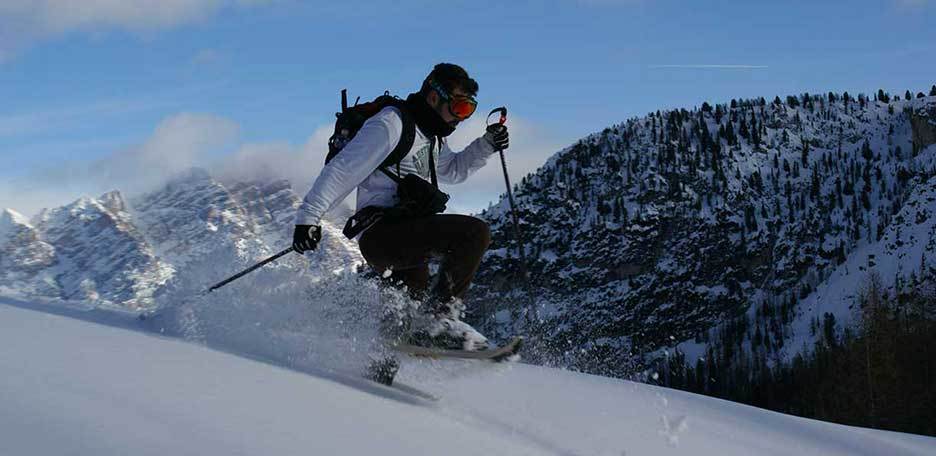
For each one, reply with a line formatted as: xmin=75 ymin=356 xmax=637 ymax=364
xmin=359 ymin=214 xmax=491 ymax=301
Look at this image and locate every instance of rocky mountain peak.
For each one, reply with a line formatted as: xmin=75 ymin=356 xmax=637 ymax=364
xmin=0 ymin=167 xmax=338 ymax=310
xmin=0 ymin=209 xmax=30 ymax=240
xmin=98 ymin=190 xmax=127 ymax=214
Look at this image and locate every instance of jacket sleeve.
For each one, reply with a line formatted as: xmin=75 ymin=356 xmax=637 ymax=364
xmin=294 ymin=108 xmax=402 ymax=226
xmin=435 ymin=135 xmax=496 ymax=185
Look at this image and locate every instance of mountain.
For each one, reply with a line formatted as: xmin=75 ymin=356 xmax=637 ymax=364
xmin=2 ymin=88 xmax=934 ymax=403
xmin=3 ymin=87 xmax=936 ymax=440
xmin=470 ymin=92 xmax=936 ymax=375
xmin=0 ymin=168 xmax=359 ymax=310
xmin=3 ymin=300 xmax=934 ymax=455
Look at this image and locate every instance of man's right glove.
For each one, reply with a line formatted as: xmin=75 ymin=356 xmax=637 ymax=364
xmin=485 ymin=123 xmax=509 ymax=150
xmin=293 ymin=225 xmax=322 ymax=253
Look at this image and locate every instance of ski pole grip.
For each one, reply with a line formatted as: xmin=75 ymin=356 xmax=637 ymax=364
xmin=488 ymin=107 xmax=508 ymax=126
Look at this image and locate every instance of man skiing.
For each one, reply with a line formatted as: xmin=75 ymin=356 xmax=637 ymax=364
xmin=292 ymin=63 xmax=510 ymax=358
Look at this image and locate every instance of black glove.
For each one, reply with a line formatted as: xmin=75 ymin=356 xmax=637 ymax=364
xmin=292 ymin=225 xmax=322 ymax=253
xmin=485 ymin=123 xmax=509 ymax=150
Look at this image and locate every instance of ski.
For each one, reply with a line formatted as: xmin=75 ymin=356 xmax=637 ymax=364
xmin=393 ymin=336 xmax=523 ymax=361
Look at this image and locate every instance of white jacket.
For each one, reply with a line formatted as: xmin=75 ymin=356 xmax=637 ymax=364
xmin=295 ymin=106 xmax=497 ymax=227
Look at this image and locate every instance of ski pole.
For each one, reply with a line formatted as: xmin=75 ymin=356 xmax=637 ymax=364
xmin=138 ymin=246 xmax=296 ymax=322
xmin=204 ymin=247 xmax=296 ymax=294
xmin=487 ymin=107 xmax=538 ymax=326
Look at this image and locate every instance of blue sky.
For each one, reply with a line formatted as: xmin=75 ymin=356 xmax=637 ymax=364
xmin=1 ymin=0 xmax=934 ymax=215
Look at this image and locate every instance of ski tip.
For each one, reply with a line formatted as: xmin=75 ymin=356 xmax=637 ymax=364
xmin=492 ymin=336 xmax=524 ymax=362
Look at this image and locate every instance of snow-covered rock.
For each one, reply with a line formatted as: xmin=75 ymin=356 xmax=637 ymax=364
xmin=0 ymin=209 xmax=57 ymax=297
xmin=33 ymin=192 xmax=170 ymax=309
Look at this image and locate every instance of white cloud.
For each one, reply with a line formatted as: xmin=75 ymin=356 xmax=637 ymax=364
xmin=0 ymin=0 xmax=271 ymax=61
xmin=215 ymin=124 xmax=333 ymax=192
xmin=100 ymin=112 xmax=240 ymax=186
xmin=0 ymin=113 xmax=239 ymax=215
xmin=0 ymin=109 xmax=567 ymax=219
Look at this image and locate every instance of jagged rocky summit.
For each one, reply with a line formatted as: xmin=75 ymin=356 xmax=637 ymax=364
xmin=0 ymin=169 xmax=361 ymax=310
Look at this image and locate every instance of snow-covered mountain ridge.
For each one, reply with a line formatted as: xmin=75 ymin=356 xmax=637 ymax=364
xmin=472 ymin=90 xmax=936 ymax=375
xmin=0 ymin=169 xmax=361 ymax=310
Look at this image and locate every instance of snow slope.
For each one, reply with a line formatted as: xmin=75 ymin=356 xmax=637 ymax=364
xmin=1 ymin=301 xmax=933 ymax=456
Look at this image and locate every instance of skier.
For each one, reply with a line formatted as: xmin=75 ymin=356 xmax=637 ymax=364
xmin=291 ymin=63 xmax=510 ymax=380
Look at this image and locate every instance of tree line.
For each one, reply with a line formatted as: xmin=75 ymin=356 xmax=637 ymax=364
xmin=658 ymin=267 xmax=936 ymax=436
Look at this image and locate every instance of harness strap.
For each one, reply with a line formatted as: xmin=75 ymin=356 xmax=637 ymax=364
xmin=379 ymin=135 xmax=440 ymax=190
xmin=428 ymin=136 xmax=439 ymax=189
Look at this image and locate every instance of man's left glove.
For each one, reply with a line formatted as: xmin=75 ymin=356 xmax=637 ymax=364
xmin=485 ymin=123 xmax=509 ymax=150
xmin=293 ymin=225 xmax=322 ymax=253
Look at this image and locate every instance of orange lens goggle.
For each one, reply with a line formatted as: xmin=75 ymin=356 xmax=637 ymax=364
xmin=429 ymin=79 xmax=478 ymax=120
xmin=448 ymin=96 xmax=478 ymax=120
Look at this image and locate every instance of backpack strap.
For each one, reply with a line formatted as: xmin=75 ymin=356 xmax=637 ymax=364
xmin=427 ymin=136 xmax=439 ymax=188
xmin=376 ymin=100 xmax=416 ymax=184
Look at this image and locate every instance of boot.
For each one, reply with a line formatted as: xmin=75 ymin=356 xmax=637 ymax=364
xmin=407 ymin=297 xmax=489 ymax=351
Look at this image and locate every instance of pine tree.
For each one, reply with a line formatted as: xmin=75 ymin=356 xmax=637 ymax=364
xmin=810 ymin=168 xmax=821 ymax=200
xmin=862 ymin=140 xmax=874 ymax=161
xmin=878 ymin=89 xmax=890 ymax=103
xmin=930 ymin=85 xmax=936 ymax=96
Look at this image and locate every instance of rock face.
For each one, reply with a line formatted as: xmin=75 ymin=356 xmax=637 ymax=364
xmin=30 ymin=193 xmax=170 ymax=308
xmin=131 ymin=169 xmax=257 ymax=267
xmin=0 ymin=169 xmax=358 ymax=310
xmin=471 ymin=93 xmax=936 ymax=374
xmin=226 ymin=179 xmax=301 ymax=245
xmin=911 ymin=100 xmax=936 ymax=151
xmin=0 ymin=209 xmax=57 ymax=297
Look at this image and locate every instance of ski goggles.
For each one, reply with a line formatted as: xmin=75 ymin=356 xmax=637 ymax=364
xmin=428 ymin=79 xmax=478 ymax=120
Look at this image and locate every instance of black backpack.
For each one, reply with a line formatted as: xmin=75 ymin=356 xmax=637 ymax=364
xmin=326 ymin=89 xmax=417 ymax=176
xmin=327 ymin=90 xmax=449 ymax=239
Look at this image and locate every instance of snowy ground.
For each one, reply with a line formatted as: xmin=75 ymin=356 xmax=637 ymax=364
xmin=2 ymin=300 xmax=935 ymax=456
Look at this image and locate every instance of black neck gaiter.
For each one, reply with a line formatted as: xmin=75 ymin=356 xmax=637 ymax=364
xmin=405 ymin=93 xmax=455 ymax=138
